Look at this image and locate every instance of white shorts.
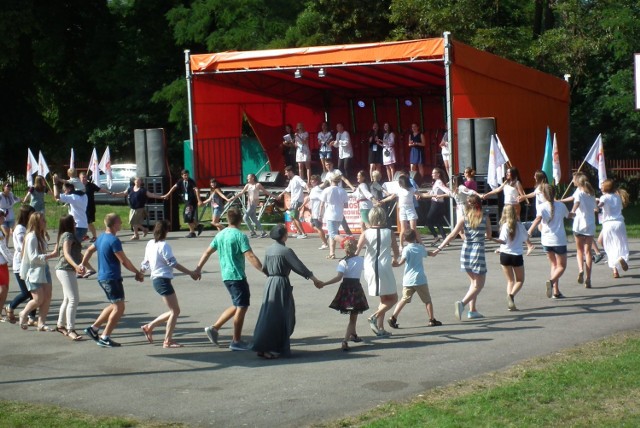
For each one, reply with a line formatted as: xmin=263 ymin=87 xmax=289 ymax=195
xmin=399 ymin=206 xmax=418 ymax=221
xmin=296 ymin=151 xmax=309 ymax=163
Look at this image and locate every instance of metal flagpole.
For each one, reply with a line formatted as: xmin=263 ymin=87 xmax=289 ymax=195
xmin=184 ymin=49 xmax=196 ymax=177
xmin=443 ymin=32 xmax=455 ymax=228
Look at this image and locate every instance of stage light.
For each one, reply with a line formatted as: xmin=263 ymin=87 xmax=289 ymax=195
xmin=404 ymin=99 xmax=413 ymax=107
xmin=357 ymin=100 xmax=366 ymax=108
xmin=318 ymin=68 xmax=326 ymax=78
xmin=294 ymin=69 xmax=302 ymax=79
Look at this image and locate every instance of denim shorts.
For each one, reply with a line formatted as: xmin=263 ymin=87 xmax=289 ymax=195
xmin=25 ymin=265 xmax=52 ymax=291
xmin=224 ymin=278 xmax=250 ymax=307
xmin=75 ymin=228 xmax=88 ymax=241
xmin=152 ymin=277 xmax=176 ymax=296
xmin=98 ymin=279 xmax=125 ymax=303
xmin=327 ymin=220 xmax=341 ymax=239
xmin=311 ymin=218 xmax=322 ymax=229
xmin=319 ymin=151 xmax=332 ymax=159
xmin=542 ymin=245 xmax=568 ymax=255
xmin=212 ymin=207 xmax=223 ymax=218
xmin=3 ymin=219 xmax=15 ymax=229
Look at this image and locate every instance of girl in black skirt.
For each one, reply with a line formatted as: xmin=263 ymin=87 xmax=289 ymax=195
xmin=320 ymin=238 xmax=369 ymax=351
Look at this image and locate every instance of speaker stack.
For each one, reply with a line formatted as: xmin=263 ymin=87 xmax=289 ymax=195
xmin=134 ymin=128 xmax=177 ymax=230
xmin=257 ymin=171 xmax=284 ymax=188
xmin=457 ymin=118 xmax=499 ymax=230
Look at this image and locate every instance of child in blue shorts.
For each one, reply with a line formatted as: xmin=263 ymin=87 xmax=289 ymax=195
xmin=388 ymin=229 xmax=442 ymax=328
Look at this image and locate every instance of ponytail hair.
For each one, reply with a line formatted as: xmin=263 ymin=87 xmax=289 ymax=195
xmin=540 ymin=183 xmax=555 ymax=222
xmin=576 ymin=174 xmax=594 ymax=196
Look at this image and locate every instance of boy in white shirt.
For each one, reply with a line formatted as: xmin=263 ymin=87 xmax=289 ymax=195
xmin=303 ymin=175 xmax=329 ymax=250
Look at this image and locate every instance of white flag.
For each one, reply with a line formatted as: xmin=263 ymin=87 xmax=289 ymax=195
xmin=487 ymin=134 xmax=509 ymax=189
xmin=26 ymin=148 xmax=39 ymax=186
xmin=585 ymin=134 xmax=607 ymax=186
xmin=88 ymin=148 xmax=100 ymax=187
xmin=70 ymin=148 xmax=75 ymax=170
xmin=552 ymin=133 xmax=561 ymax=184
xmin=99 ymin=147 xmax=113 ymax=189
xmin=38 ymin=151 xmax=50 ymax=178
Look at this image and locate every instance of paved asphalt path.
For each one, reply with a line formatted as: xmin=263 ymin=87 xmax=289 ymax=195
xmin=0 ymin=230 xmax=637 ymax=427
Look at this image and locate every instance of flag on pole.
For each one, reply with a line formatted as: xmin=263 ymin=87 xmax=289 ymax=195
xmin=585 ymin=134 xmax=607 ymax=186
xmin=38 ymin=150 xmax=50 ymax=178
xmin=495 ymin=134 xmax=510 ymax=184
xmin=70 ymin=148 xmax=75 ymax=170
xmin=541 ymin=127 xmax=553 ymax=182
xmin=88 ymin=148 xmax=100 ymax=187
xmin=26 ymin=148 xmax=39 ymax=186
xmin=99 ymin=146 xmax=113 ymax=189
xmin=487 ymin=134 xmax=509 ymax=189
xmin=552 ymin=133 xmax=561 ymax=184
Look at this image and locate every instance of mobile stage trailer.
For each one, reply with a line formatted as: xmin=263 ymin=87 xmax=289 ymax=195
xmin=186 ymin=34 xmax=569 ymax=189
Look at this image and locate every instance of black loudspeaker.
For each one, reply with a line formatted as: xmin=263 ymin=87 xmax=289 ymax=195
xmin=134 ymin=129 xmax=148 ymax=178
xmin=146 ymin=129 xmax=167 ymax=176
xmin=257 ymin=171 xmax=284 ymax=187
xmin=134 ymin=129 xmax=167 ymax=177
xmin=457 ymin=118 xmax=496 ymax=174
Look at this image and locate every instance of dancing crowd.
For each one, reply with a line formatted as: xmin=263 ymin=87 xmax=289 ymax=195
xmin=0 ymin=151 xmax=632 ymax=360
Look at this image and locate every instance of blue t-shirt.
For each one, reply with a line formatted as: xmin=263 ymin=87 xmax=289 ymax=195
xmin=95 ymin=233 xmax=123 ymax=281
xmin=402 ymin=243 xmax=428 ymax=286
xmin=211 ymin=227 xmax=251 ymax=281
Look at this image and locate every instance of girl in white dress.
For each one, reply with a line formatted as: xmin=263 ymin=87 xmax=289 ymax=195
xmin=598 ymin=179 xmax=630 ymax=278
xmin=382 ymin=122 xmax=396 ymax=182
xmin=356 ymin=207 xmax=399 ymax=336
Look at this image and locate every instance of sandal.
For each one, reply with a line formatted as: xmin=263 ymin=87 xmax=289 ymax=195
xmin=37 ymin=325 xmax=54 ymax=332
xmin=67 ymin=330 xmax=84 ymax=341
xmin=55 ymin=325 xmax=69 ymax=336
xmin=326 ymin=254 xmax=335 ymax=259
xmin=5 ymin=306 xmax=16 ymax=324
xmin=258 ymin=351 xmax=279 ymax=360
xmin=163 ymin=341 xmax=183 ymax=349
xmin=28 ymin=318 xmax=37 ymax=326
xmin=349 ymin=334 xmax=363 ymax=343
xmin=387 ymin=316 xmax=399 ymax=329
xmin=341 ymin=341 xmax=350 ymax=352
xmin=141 ymin=325 xmax=154 ymax=344
xmin=18 ymin=312 xmax=28 ymax=330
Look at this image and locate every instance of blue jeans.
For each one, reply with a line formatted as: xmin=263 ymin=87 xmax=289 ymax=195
xmin=9 ymin=272 xmax=36 ymax=318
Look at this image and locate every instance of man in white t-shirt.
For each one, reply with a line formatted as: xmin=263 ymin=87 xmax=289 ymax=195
xmin=278 ymin=166 xmax=308 ymax=238
xmin=320 ymin=174 xmax=350 ymax=258
xmin=53 ymin=180 xmax=89 ymax=241
xmin=321 ymin=159 xmax=354 ymax=236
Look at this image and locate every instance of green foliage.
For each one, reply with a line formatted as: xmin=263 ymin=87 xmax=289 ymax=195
xmin=1 ymin=0 xmax=638 ymax=177
xmin=278 ymin=0 xmax=392 ymax=47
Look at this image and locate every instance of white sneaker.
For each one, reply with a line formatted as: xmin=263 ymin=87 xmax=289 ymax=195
xmin=204 ymin=326 xmax=219 ymax=345
xmin=318 ymin=244 xmax=329 ymax=250
xmin=454 ymin=301 xmax=464 ymax=321
xmin=297 ymin=234 xmax=308 ymax=239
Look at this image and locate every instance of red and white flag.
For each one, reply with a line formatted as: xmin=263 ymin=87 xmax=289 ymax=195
xmin=38 ymin=150 xmax=50 ymax=178
xmin=70 ymin=148 xmax=75 ymax=170
xmin=26 ymin=148 xmax=38 ymax=186
xmin=585 ymin=134 xmax=607 ymax=186
xmin=99 ymin=146 xmax=113 ymax=189
xmin=552 ymin=133 xmax=561 ymax=184
xmin=88 ymin=148 xmax=100 ymax=187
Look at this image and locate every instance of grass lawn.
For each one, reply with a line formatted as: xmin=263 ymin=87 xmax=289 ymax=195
xmin=2 ymin=331 xmax=639 ymax=427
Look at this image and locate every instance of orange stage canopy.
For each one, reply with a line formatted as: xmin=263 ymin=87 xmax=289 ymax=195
xmin=187 ymin=37 xmax=569 ymax=188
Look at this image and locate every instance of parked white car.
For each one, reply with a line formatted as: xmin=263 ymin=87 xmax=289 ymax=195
xmin=93 ymin=163 xmax=137 ymax=204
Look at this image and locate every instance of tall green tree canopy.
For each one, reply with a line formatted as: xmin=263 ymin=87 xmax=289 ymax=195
xmin=1 ymin=0 xmax=638 ymax=175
